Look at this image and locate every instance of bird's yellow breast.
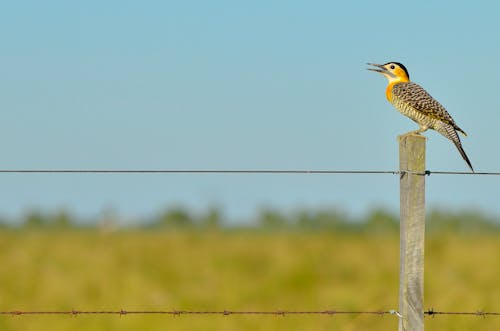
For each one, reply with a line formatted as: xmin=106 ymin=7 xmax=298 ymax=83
xmin=385 ymin=71 xmax=409 ymax=102
xmin=386 ymin=82 xmax=396 ymax=102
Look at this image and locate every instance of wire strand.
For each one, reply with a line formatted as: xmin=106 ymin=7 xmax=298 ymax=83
xmin=0 ymin=169 xmax=397 ymax=174
xmin=0 ymin=169 xmax=498 ymax=175
xmin=0 ymin=309 xmax=498 ymax=317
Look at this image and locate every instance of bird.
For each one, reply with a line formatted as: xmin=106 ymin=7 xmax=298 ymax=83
xmin=367 ymin=62 xmax=474 ymax=172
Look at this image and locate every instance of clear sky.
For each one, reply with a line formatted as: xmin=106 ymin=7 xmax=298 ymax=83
xmin=1 ymin=1 xmax=500 ymax=223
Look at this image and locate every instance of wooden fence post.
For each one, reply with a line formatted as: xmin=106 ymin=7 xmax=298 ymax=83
xmin=398 ymin=133 xmax=426 ymax=331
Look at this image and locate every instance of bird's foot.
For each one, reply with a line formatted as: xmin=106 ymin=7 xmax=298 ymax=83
xmin=405 ymin=130 xmax=423 ymax=136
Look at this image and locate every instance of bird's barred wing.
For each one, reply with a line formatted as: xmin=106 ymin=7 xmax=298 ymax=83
xmin=392 ymin=82 xmax=457 ymax=126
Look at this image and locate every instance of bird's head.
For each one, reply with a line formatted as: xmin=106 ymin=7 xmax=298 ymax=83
xmin=367 ymin=62 xmax=410 ymax=83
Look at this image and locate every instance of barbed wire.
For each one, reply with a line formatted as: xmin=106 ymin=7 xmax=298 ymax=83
xmin=425 ymin=309 xmax=500 ymax=317
xmin=0 ymin=309 xmax=498 ymax=317
xmin=0 ymin=169 xmax=498 ymax=175
xmin=0 ymin=310 xmax=387 ymax=316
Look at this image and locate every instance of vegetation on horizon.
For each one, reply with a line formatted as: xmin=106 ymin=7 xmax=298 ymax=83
xmin=1 ymin=205 xmax=499 ymax=233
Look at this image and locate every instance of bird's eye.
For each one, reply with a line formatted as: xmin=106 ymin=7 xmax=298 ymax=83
xmin=390 ymin=65 xmax=395 ymax=69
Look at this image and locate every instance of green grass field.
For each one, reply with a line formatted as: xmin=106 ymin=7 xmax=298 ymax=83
xmin=0 ymin=230 xmax=498 ymax=330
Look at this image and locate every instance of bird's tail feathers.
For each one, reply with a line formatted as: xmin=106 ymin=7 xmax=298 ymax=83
xmin=442 ymin=124 xmax=473 ymax=172
xmin=452 ymin=139 xmax=474 ymax=172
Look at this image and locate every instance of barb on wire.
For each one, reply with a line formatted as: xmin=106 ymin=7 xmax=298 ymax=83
xmin=1 ymin=309 xmax=499 ymax=317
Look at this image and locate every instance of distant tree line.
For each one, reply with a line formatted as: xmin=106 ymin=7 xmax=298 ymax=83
xmin=0 ymin=206 xmax=499 ymax=233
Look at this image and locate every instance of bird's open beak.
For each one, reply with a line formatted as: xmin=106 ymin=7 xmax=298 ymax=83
xmin=366 ymin=63 xmax=388 ymax=74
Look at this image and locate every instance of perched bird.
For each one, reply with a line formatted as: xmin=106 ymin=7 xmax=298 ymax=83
xmin=367 ymin=62 xmax=473 ymax=172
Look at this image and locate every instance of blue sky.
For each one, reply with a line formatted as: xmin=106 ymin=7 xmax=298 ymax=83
xmin=1 ymin=1 xmax=500 ymax=223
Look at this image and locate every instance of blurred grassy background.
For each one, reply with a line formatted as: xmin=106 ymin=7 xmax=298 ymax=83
xmin=0 ymin=228 xmax=498 ymax=331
